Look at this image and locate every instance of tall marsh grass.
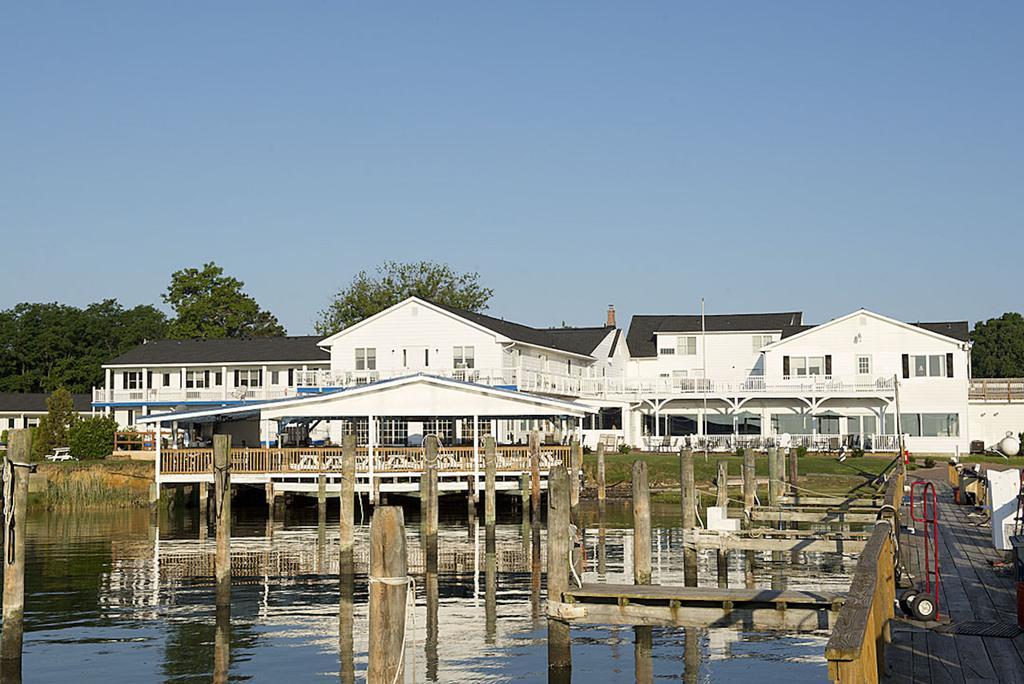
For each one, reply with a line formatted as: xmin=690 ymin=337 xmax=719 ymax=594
xmin=40 ymin=464 xmax=151 ymax=509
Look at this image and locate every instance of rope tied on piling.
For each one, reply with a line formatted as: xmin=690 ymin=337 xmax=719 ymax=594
xmin=368 ymin=574 xmax=417 ymax=684
xmin=213 ymin=458 xmax=230 ymax=522
xmin=3 ymin=459 xmax=14 ymax=565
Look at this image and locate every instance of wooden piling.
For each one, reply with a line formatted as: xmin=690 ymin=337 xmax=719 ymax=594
xmin=519 ymin=472 xmax=530 ymax=520
xmin=716 ymin=461 xmax=728 ymax=508
xmin=368 ymin=506 xmax=408 ymax=684
xmin=529 ymin=430 xmax=541 ymax=526
xmin=340 ymin=434 xmax=356 ymax=559
xmin=596 ymin=442 xmax=606 ymax=507
xmin=467 ymin=473 xmax=477 ymax=526
xmin=213 ymin=434 xmax=232 ymax=608
xmin=546 ymin=464 xmax=572 ymax=675
xmin=680 ymin=448 xmax=697 ymax=587
xmin=317 ymin=468 xmax=327 ymax=526
xmin=569 ymin=438 xmax=582 ymax=521
xmin=339 ymin=549 xmax=356 ymax=684
xmin=742 ymin=448 xmax=756 ymax=518
xmin=1 ymin=430 xmax=32 ymax=669
xmin=632 ymin=460 xmax=652 ymax=585
xmin=766 ymin=447 xmax=779 ymax=505
xmin=484 ymin=436 xmax=497 ymax=529
xmin=198 ymin=480 xmax=209 ymax=523
xmin=423 ymin=434 xmax=439 ymax=573
xmin=788 ymin=446 xmax=799 ymax=495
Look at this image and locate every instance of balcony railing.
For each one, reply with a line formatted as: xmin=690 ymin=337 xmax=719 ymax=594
xmin=640 ymin=433 xmax=902 ymax=453
xmin=93 ymin=386 xmax=295 ymax=404
xmin=969 ymin=378 xmax=1024 ymax=401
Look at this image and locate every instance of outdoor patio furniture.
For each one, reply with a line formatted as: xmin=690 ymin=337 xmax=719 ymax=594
xmin=45 ymin=447 xmax=76 ymax=462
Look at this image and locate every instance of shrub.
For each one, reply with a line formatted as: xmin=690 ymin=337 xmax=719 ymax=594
xmin=795 ymin=445 xmax=808 ymax=458
xmin=850 ymin=447 xmax=865 ymax=458
xmin=68 ymin=415 xmax=118 ymax=459
xmin=735 ymin=447 xmax=745 ymax=458
xmin=923 ymin=457 xmax=936 ymax=469
xmin=0 ymin=429 xmax=6 ymax=445
xmin=618 ymin=444 xmax=632 ymax=454
xmin=582 ymin=445 xmax=592 ymax=455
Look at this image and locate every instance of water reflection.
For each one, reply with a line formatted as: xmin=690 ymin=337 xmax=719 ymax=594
xmin=17 ymin=500 xmax=853 ymax=682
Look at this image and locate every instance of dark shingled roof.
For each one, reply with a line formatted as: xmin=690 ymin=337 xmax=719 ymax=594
xmin=627 ymin=312 xmax=804 ymax=358
xmin=106 ymin=336 xmax=330 ymax=365
xmin=429 ymin=302 xmax=610 ymax=357
xmin=0 ymin=393 xmax=93 ymax=413
xmin=780 ymin=320 xmax=970 ymax=342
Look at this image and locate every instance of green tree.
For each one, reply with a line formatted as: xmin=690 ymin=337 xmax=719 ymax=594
xmin=164 ymin=262 xmax=286 ymax=339
xmin=971 ymin=313 xmax=1024 ymax=377
xmin=68 ymin=414 xmax=119 ymax=459
xmin=31 ymin=388 xmax=79 ymax=459
xmin=0 ymin=301 xmax=167 ymax=394
xmin=316 ymin=261 xmax=493 ymax=335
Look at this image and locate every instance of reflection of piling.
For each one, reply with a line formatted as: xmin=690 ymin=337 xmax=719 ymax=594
xmin=742 ymin=449 xmax=755 ymax=522
xmin=213 ymin=600 xmax=230 ymax=684
xmin=425 ymin=571 xmax=439 ymax=681
xmin=1 ymin=430 xmax=33 ymax=673
xmin=546 ymin=464 xmax=572 ymax=676
xmin=569 ymin=438 xmax=582 ymax=523
xmin=484 ymin=436 xmax=497 ymax=529
xmin=317 ymin=452 xmax=327 ymax=527
xmin=199 ymin=480 xmax=209 ymax=526
xmin=683 ymin=627 xmax=700 ymax=684
xmin=485 ymin=547 xmax=497 ymax=644
xmin=596 ymin=443 xmax=606 ymax=509
xmin=680 ymin=448 xmax=697 ymax=587
xmin=597 ymin=513 xmax=607 ymax=578
xmin=519 ymin=472 xmax=530 ymax=522
xmin=634 ymin=626 xmax=653 ymax=683
xmin=632 ymin=460 xmax=651 ymax=585
xmin=213 ymin=435 xmax=232 ymax=609
xmin=529 ymin=431 xmax=541 ymax=526
xmin=340 ymin=434 xmax=356 ymax=559
xmin=368 ymin=506 xmax=408 ymax=684
xmin=423 ymin=435 xmax=439 ymax=574
xmin=339 ymin=550 xmax=355 ymax=684
xmin=467 ymin=473 xmax=477 ymax=529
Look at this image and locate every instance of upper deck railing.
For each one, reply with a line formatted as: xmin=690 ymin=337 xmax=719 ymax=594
xmin=969 ymin=378 xmax=1024 ymax=401
xmin=160 ymin=444 xmax=571 ymax=475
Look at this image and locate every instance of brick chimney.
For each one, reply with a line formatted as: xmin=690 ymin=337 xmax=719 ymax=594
xmin=605 ymin=304 xmax=616 ymax=328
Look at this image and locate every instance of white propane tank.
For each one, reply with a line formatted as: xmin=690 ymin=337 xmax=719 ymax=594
xmin=998 ymin=431 xmax=1021 ymax=457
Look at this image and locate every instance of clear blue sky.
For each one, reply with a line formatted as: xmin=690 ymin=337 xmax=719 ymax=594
xmin=2 ymin=2 xmax=1021 ymax=334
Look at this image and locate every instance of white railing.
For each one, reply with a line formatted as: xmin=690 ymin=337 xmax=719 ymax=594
xmin=93 ymin=386 xmax=296 ymax=404
xmin=641 ymin=433 xmax=902 ymax=453
xmin=294 ymin=367 xmax=523 ymax=390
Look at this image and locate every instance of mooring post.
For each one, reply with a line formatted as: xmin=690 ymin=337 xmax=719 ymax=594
xmin=423 ymin=434 xmax=439 ymax=573
xmin=680 ymin=448 xmax=697 ymax=587
xmin=596 ymin=442 xmax=606 ymax=508
xmin=317 ymin=449 xmax=327 ymax=526
xmin=569 ymin=438 xmax=582 ymax=522
xmin=213 ymin=434 xmax=232 ymax=609
xmin=467 ymin=473 xmax=477 ymax=527
xmin=484 ymin=436 xmax=497 ymax=529
xmin=742 ymin=448 xmax=755 ymax=521
xmin=368 ymin=506 xmax=408 ymax=684
xmin=788 ymin=446 xmax=799 ymax=495
xmin=340 ymin=434 xmax=356 ymax=560
xmin=198 ymin=480 xmax=209 ymax=523
xmin=529 ymin=430 xmax=541 ymax=526
xmin=1 ymin=430 xmax=33 ymax=672
xmin=339 ymin=548 xmax=356 ymax=684
xmin=716 ymin=459 xmax=729 ymax=588
xmin=766 ymin=447 xmax=778 ymax=505
xmin=546 ymin=464 xmax=572 ymax=676
xmin=519 ymin=472 xmax=530 ymax=520
xmin=632 ymin=460 xmax=651 ymax=585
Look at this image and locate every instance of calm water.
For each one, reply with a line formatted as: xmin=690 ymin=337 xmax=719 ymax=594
xmin=15 ymin=499 xmax=854 ymax=682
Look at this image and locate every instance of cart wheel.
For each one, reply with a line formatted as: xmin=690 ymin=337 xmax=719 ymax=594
xmin=898 ymin=589 xmax=917 ymax=615
xmin=910 ymin=593 xmax=937 ymax=621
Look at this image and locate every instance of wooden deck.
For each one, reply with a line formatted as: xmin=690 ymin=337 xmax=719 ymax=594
xmin=884 ymin=481 xmax=1024 ymax=682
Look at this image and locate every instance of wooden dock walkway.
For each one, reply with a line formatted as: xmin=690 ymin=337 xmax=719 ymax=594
xmin=884 ymin=480 xmax=1024 ymax=683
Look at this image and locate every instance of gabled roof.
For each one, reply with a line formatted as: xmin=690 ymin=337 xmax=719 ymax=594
xmin=765 ymin=309 xmax=970 ymax=349
xmin=105 ymin=336 xmax=330 ymax=366
xmin=0 ymin=393 xmax=93 ymax=413
xmin=627 ymin=312 xmax=804 ymax=358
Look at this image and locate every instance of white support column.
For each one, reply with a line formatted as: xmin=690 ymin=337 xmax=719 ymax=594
xmin=155 ymin=418 xmax=162 ymax=493
xmin=180 ymin=366 xmax=187 ymax=396
xmin=368 ymin=414 xmax=376 ymax=503
xmin=105 ymin=368 xmax=112 ymax=403
xmin=142 ymin=366 xmax=149 ymax=392
xmin=222 ymin=366 xmax=229 ymax=400
xmin=261 ymin=364 xmax=268 ymax=400
xmin=473 ymin=414 xmax=480 ymax=501
xmin=172 ymin=420 xmax=179 ymax=449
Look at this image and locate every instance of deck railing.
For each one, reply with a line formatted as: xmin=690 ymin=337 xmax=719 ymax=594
xmin=969 ymin=378 xmax=1024 ymax=401
xmin=160 ymin=445 xmax=571 ymax=475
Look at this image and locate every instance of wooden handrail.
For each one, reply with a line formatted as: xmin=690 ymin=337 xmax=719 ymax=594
xmin=824 ymin=469 xmax=905 ymax=683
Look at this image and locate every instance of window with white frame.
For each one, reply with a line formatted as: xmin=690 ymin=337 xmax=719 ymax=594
xmin=378 ymin=418 xmax=408 ymax=446
xmin=912 ymin=354 xmax=946 ymax=377
xmin=355 ymin=348 xmax=377 ymax=371
xmin=677 ymin=336 xmax=697 ymax=355
xmin=784 ymin=355 xmax=830 ymax=378
xmin=807 ymin=356 xmax=824 ymax=376
xmin=186 ymin=370 xmax=210 ymax=389
xmin=453 ymin=346 xmax=475 ymax=369
xmin=752 ymin=335 xmax=773 ymax=352
xmin=235 ymin=369 xmax=262 ymax=387
xmin=425 ymin=418 xmax=453 ymax=442
xmin=857 ymin=355 xmax=871 ymax=375
xmin=122 ymin=371 xmax=142 ymax=390
xmin=270 ymin=370 xmax=280 ymax=385
xmin=162 ymin=373 xmax=172 ymax=387
xmin=791 ymin=357 xmax=807 ymax=377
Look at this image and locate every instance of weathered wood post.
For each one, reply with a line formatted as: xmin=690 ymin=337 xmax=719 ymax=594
xmin=340 ymin=434 xmax=356 ymax=561
xmin=596 ymin=442 xmax=606 ymax=508
xmin=632 ymin=460 xmax=651 ymax=585
xmin=716 ymin=461 xmax=729 ymax=588
xmin=339 ymin=549 xmax=356 ymax=684
xmin=680 ymin=448 xmax=697 ymax=587
xmin=569 ymin=438 xmax=582 ymax=522
xmin=1 ymin=430 xmax=33 ymax=671
xmin=213 ymin=434 xmax=232 ymax=609
xmin=766 ymin=447 xmax=779 ymax=505
xmin=742 ymin=448 xmax=756 ymax=521
xmin=368 ymin=506 xmax=408 ymax=684
xmin=484 ymin=436 xmax=497 ymax=530
xmin=423 ymin=434 xmax=439 ymax=573
xmin=198 ymin=480 xmax=209 ymax=523
xmin=788 ymin=446 xmax=799 ymax=495
xmin=774 ymin=446 xmax=787 ymax=506
xmin=317 ymin=450 xmax=327 ymax=526
xmin=529 ymin=430 xmax=541 ymax=526
xmin=467 ymin=473 xmax=477 ymax=527
xmin=546 ymin=464 xmax=572 ymax=676
xmin=519 ymin=472 xmax=530 ymax=520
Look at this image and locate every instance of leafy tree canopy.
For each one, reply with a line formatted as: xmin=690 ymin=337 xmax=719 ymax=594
xmin=971 ymin=313 xmax=1024 ymax=377
xmin=316 ymin=261 xmax=493 ymax=335
xmin=163 ymin=262 xmax=286 ymax=339
xmin=31 ymin=387 xmax=79 ymax=459
xmin=0 ymin=300 xmax=168 ymax=393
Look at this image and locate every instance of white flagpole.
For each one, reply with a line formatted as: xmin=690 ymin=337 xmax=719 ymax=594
xmin=702 ymin=297 xmax=708 ymax=462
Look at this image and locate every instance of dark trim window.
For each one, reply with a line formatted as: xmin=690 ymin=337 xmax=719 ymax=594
xmin=355 ymin=348 xmax=376 ymax=371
